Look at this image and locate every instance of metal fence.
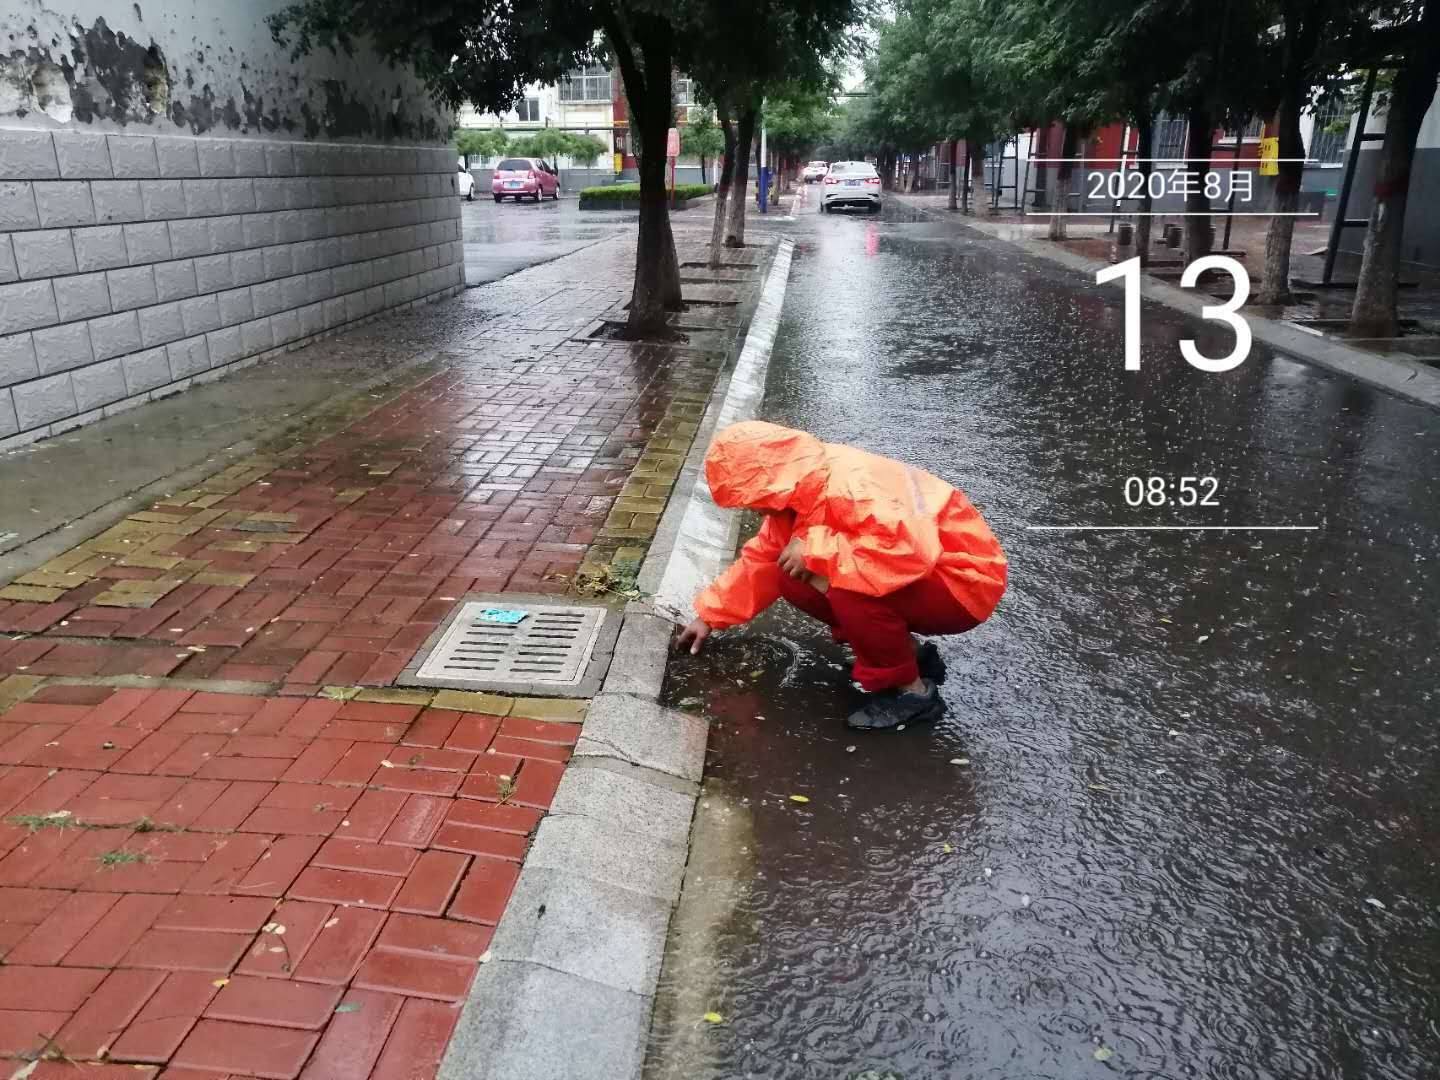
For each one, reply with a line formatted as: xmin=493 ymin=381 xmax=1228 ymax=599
xmin=1154 ymin=112 xmax=1187 ymax=160
xmin=1307 ymin=98 xmax=1348 ymax=164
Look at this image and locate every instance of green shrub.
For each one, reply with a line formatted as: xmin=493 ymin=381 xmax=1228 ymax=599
xmin=579 ymin=183 xmax=715 ymax=202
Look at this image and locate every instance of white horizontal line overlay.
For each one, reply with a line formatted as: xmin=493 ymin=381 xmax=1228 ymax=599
xmin=1029 ymin=158 xmax=1316 ymax=164
xmin=1047 ymin=212 xmax=1319 ymax=217
xmin=1026 ymin=525 xmax=1320 ymax=532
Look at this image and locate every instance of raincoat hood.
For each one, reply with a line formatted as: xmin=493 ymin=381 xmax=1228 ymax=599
xmin=704 ymin=421 xmax=828 ymax=513
xmin=694 ymin=422 xmax=1008 ymax=630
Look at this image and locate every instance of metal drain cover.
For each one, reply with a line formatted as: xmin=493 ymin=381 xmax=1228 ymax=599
xmin=399 ymin=595 xmax=619 ymax=697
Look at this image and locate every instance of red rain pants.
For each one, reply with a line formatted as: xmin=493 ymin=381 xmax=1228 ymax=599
xmin=776 ymin=572 xmax=979 ymax=691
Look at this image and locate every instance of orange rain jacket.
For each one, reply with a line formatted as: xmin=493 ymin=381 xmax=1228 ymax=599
xmin=693 ymin=421 xmax=1007 ymax=629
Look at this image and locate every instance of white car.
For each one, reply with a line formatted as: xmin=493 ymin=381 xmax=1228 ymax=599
xmin=802 ymin=159 xmax=829 ymax=183
xmin=819 ymin=161 xmax=881 ymax=213
xmin=457 ymin=164 xmax=475 ymax=200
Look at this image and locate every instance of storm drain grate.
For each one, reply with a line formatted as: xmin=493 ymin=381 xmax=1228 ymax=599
xmin=409 ymin=600 xmax=612 ymax=694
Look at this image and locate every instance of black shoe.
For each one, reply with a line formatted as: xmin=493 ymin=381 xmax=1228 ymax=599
xmin=916 ymin=641 xmax=947 ymax=685
xmin=846 ymin=679 xmax=945 ymax=731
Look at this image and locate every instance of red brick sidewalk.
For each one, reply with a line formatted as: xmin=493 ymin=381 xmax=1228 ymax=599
xmin=0 ymin=684 xmax=569 ymax=1079
xmin=0 ymin=234 xmax=760 ymax=1078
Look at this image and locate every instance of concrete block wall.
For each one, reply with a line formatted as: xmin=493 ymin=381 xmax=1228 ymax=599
xmin=0 ymin=131 xmax=464 ymax=447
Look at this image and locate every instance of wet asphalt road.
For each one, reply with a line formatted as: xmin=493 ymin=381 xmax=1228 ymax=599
xmin=646 ymin=187 xmax=1440 ymax=1079
xmin=460 ymin=195 xmax=636 ymax=284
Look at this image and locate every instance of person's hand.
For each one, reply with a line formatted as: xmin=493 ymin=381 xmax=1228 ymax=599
xmin=676 ymin=617 xmax=712 ymax=655
xmin=778 ymin=536 xmax=808 ymax=579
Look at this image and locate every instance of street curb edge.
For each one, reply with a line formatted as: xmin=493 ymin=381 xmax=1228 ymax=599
xmin=641 ymin=238 xmax=797 ymax=618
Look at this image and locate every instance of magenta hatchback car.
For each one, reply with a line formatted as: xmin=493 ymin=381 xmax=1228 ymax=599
xmin=492 ymin=157 xmax=560 ymax=202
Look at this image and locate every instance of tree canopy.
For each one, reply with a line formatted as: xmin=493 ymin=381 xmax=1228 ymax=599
xmin=683 ymin=107 xmax=727 ymax=161
xmin=844 ymin=0 xmax=1434 ymax=331
xmin=762 ymin=84 xmax=840 ymax=162
xmin=272 ymin=0 xmax=858 ymax=333
xmin=454 ymin=128 xmax=510 ymax=162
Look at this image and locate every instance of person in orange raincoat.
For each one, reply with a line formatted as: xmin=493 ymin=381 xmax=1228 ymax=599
xmin=676 ymin=421 xmax=1007 ymax=730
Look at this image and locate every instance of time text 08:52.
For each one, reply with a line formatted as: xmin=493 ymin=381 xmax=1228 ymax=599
xmin=1124 ymin=476 xmax=1220 ymax=507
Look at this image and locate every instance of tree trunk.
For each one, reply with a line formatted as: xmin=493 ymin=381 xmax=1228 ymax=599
xmin=1183 ymin=106 xmax=1213 ymax=264
xmin=725 ymin=106 xmax=757 ymax=247
xmin=709 ymin=115 xmax=737 ymax=267
xmin=1032 ymin=126 xmax=1048 ymax=209
xmin=1351 ymin=8 xmax=1440 ymax=336
xmin=1257 ymin=0 xmax=1327 ymax=303
xmin=1134 ymin=112 xmax=1154 ymax=266
xmin=970 ymin=143 xmax=985 ymax=206
xmin=990 ymin=138 xmax=1003 ymax=212
xmin=1048 ymin=125 xmax=1076 ymax=240
xmin=1257 ymin=96 xmax=1305 ymax=304
xmin=631 ymin=116 xmax=682 ymax=333
xmin=961 ymin=145 xmax=970 ymax=213
xmin=604 ymin=13 xmax=681 ymax=337
xmin=947 ymin=138 xmax=959 ymax=211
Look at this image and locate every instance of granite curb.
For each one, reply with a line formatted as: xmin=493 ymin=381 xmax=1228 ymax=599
xmin=642 ymin=238 xmax=796 ymax=619
xmin=437 ymin=239 xmax=796 ymax=1080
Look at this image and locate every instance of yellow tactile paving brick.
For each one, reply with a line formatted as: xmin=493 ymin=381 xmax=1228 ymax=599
xmin=430 ymin=690 xmax=516 ymax=716
xmin=191 ymin=571 xmax=257 ymax=587
xmin=510 ymin=697 xmax=588 ymax=723
xmin=0 ymin=584 xmax=67 ymax=602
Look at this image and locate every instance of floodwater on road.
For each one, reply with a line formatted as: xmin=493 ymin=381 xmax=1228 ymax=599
xmin=644 ymin=198 xmax=1440 ymax=1080
xmin=460 ymin=196 xmax=636 ymax=283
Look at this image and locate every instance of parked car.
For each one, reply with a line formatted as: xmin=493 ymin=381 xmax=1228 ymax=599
xmin=802 ymin=160 xmax=829 ymax=183
xmin=457 ymin=164 xmax=475 ymax=200
xmin=492 ymin=157 xmax=560 ymax=202
xmin=820 ymin=161 xmax=882 ymax=213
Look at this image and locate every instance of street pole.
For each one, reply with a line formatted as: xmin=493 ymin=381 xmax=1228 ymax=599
xmin=759 ymin=120 xmax=769 ymax=213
